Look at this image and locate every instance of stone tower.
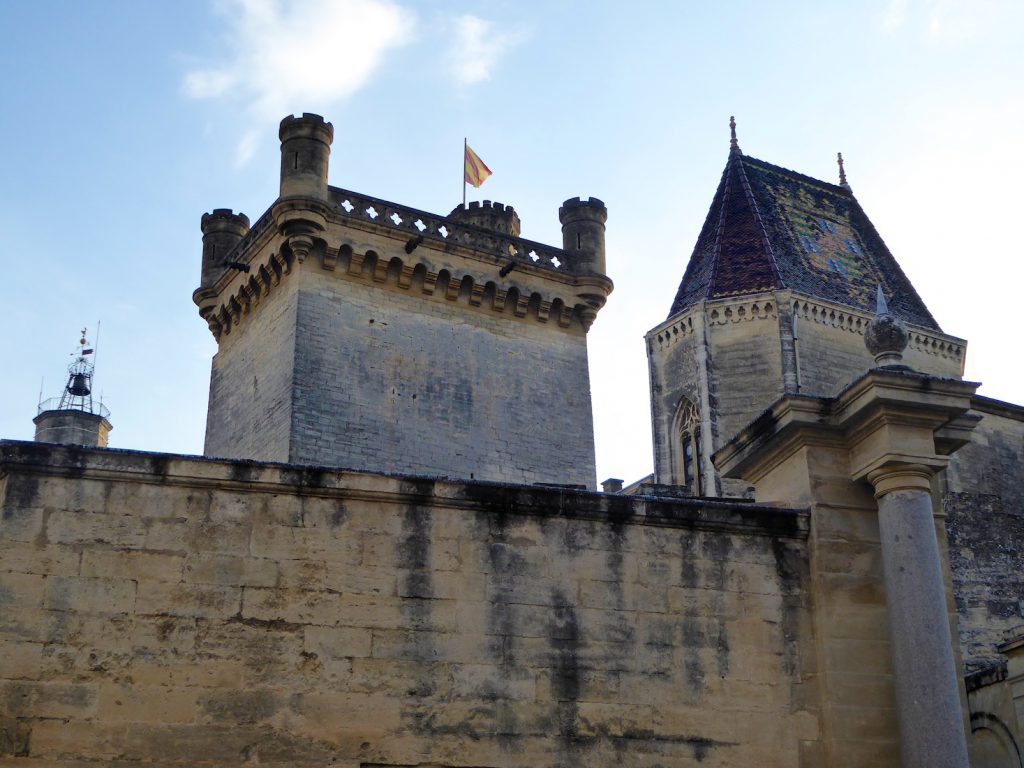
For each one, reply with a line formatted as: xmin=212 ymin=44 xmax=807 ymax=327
xmin=647 ymin=128 xmax=967 ymax=495
xmin=194 ymin=113 xmax=613 ymax=487
xmin=34 ymin=330 xmax=112 ymax=447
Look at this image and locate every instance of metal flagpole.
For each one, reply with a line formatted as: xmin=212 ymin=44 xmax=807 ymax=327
xmin=463 ymin=138 xmax=467 ymax=209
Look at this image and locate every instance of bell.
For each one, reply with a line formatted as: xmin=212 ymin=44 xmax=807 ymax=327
xmin=68 ymin=373 xmax=91 ymax=397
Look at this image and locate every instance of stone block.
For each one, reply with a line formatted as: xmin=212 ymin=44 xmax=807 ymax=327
xmin=183 ymin=553 xmax=279 ymax=587
xmin=0 ymin=506 xmax=45 ymax=542
xmin=80 ymin=550 xmax=185 ymax=583
xmin=288 ymin=691 xmax=402 ymax=733
xmin=130 ymin=659 xmax=245 ymax=688
xmin=44 ymin=576 xmax=137 ymax=615
xmin=303 ymin=625 xmax=373 ymax=659
xmin=98 ymin=683 xmax=199 ymax=724
xmin=250 ymin=523 xmax=361 ymax=563
xmin=0 ymin=641 xmax=43 ymax=680
xmin=0 ymin=541 xmax=79 ymax=576
xmin=198 ymin=687 xmax=280 ymax=725
xmin=27 ymin=720 xmax=127 ymax=759
xmin=136 ymin=582 xmax=241 ymax=619
xmin=0 ymin=680 xmax=96 ymax=718
xmin=47 ymin=511 xmax=147 ymax=548
xmin=0 ymin=571 xmax=46 ymax=612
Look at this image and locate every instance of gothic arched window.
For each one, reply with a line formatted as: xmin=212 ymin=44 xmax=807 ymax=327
xmin=675 ymin=397 xmax=703 ymax=495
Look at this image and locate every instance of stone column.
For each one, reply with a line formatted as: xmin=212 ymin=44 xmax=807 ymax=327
xmin=716 ymin=367 xmax=980 ymax=767
xmin=869 ymin=464 xmax=969 ymax=768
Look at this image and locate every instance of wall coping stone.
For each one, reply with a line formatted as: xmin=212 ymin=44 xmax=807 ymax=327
xmin=0 ymin=440 xmax=807 ymax=540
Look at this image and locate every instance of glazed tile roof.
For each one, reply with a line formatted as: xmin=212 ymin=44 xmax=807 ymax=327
xmin=668 ymin=151 xmax=941 ymax=331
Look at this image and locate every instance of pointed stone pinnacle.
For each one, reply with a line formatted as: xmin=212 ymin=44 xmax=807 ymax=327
xmin=875 ymin=284 xmax=889 ymax=315
xmin=837 ymin=152 xmax=850 ymax=189
xmin=729 ymin=116 xmax=741 ymax=154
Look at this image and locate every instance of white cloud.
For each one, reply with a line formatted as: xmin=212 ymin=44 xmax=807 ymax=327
xmin=184 ymin=0 xmax=415 ymax=162
xmin=925 ymin=0 xmax=994 ymax=42
xmin=234 ymin=128 xmax=261 ymax=168
xmin=880 ymin=0 xmax=908 ymax=33
xmin=447 ymin=14 xmax=525 ymax=88
xmin=879 ymin=0 xmax=1001 ymax=40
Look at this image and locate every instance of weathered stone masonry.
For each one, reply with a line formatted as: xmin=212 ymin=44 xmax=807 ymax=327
xmin=0 ymin=441 xmax=817 ymax=766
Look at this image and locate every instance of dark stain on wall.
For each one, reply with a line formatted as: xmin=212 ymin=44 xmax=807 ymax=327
xmin=771 ymin=536 xmax=806 ymax=676
xmin=704 ymin=535 xmax=733 ymax=678
xmin=946 ymin=491 xmax=1024 ymax=668
xmin=397 ymin=478 xmax=437 ymax=719
xmin=549 ymin=588 xmax=582 ymax=763
xmin=2 ymin=473 xmax=39 ymax=513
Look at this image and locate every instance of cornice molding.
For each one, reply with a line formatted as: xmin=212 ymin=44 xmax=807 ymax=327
xmin=0 ymin=441 xmax=808 ymax=540
xmin=647 ymin=294 xmax=779 ymax=352
xmin=195 ymin=233 xmax=609 ymax=342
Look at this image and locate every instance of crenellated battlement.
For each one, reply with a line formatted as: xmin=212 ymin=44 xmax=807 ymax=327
xmin=201 ymin=208 xmax=250 ymax=229
xmin=279 ymin=112 xmax=334 ymax=137
xmin=448 ymin=200 xmax=521 ymax=237
xmin=560 ymin=196 xmax=607 ymax=213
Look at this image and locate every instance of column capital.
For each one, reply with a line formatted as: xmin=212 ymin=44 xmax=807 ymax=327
xmin=865 ymin=460 xmax=945 ymax=497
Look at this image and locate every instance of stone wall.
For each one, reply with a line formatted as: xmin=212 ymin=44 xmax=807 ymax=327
xmin=646 ymin=310 xmax=704 ymax=487
xmin=289 ymin=267 xmax=596 ymax=487
xmin=945 ymin=398 xmax=1024 ymax=668
xmin=0 ymin=441 xmax=819 ymax=767
xmin=204 ymin=278 xmax=299 ymax=463
xmin=704 ymin=301 xmax=787 ymax=450
xmin=647 ymin=298 xmax=787 ymax=495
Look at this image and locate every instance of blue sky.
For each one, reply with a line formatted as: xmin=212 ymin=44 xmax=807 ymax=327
xmin=2 ymin=0 xmax=1021 ymax=487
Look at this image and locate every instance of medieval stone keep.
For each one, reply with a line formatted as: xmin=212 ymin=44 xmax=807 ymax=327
xmin=196 ymin=114 xmax=610 ymax=488
xmin=1 ymin=114 xmax=1022 ymax=767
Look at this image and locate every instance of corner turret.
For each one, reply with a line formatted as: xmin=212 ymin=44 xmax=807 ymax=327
xmin=200 ymin=209 xmax=250 ymax=289
xmin=279 ymin=113 xmax=334 ymax=201
xmin=559 ymin=197 xmax=607 ymax=274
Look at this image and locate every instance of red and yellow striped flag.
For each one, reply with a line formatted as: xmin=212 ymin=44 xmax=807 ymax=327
xmin=464 ymin=143 xmax=492 ymax=188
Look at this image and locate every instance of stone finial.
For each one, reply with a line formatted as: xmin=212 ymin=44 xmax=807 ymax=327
xmin=729 ymin=116 xmax=741 ymax=155
xmin=837 ymin=152 xmax=851 ymax=190
xmin=864 ymin=284 xmax=909 ymax=367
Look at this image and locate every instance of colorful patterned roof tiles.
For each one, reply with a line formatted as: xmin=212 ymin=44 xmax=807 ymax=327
xmin=669 ymin=153 xmax=940 ymax=331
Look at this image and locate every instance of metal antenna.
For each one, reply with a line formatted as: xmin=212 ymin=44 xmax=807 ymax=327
xmin=92 ymin=320 xmax=101 ymax=372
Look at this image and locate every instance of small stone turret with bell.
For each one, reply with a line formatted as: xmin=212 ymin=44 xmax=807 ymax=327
xmin=34 ymin=329 xmax=112 ymax=447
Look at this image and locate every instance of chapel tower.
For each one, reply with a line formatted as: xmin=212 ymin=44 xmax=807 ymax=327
xmin=194 ymin=114 xmax=613 ymax=487
xmin=647 ymin=120 xmax=967 ymax=495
